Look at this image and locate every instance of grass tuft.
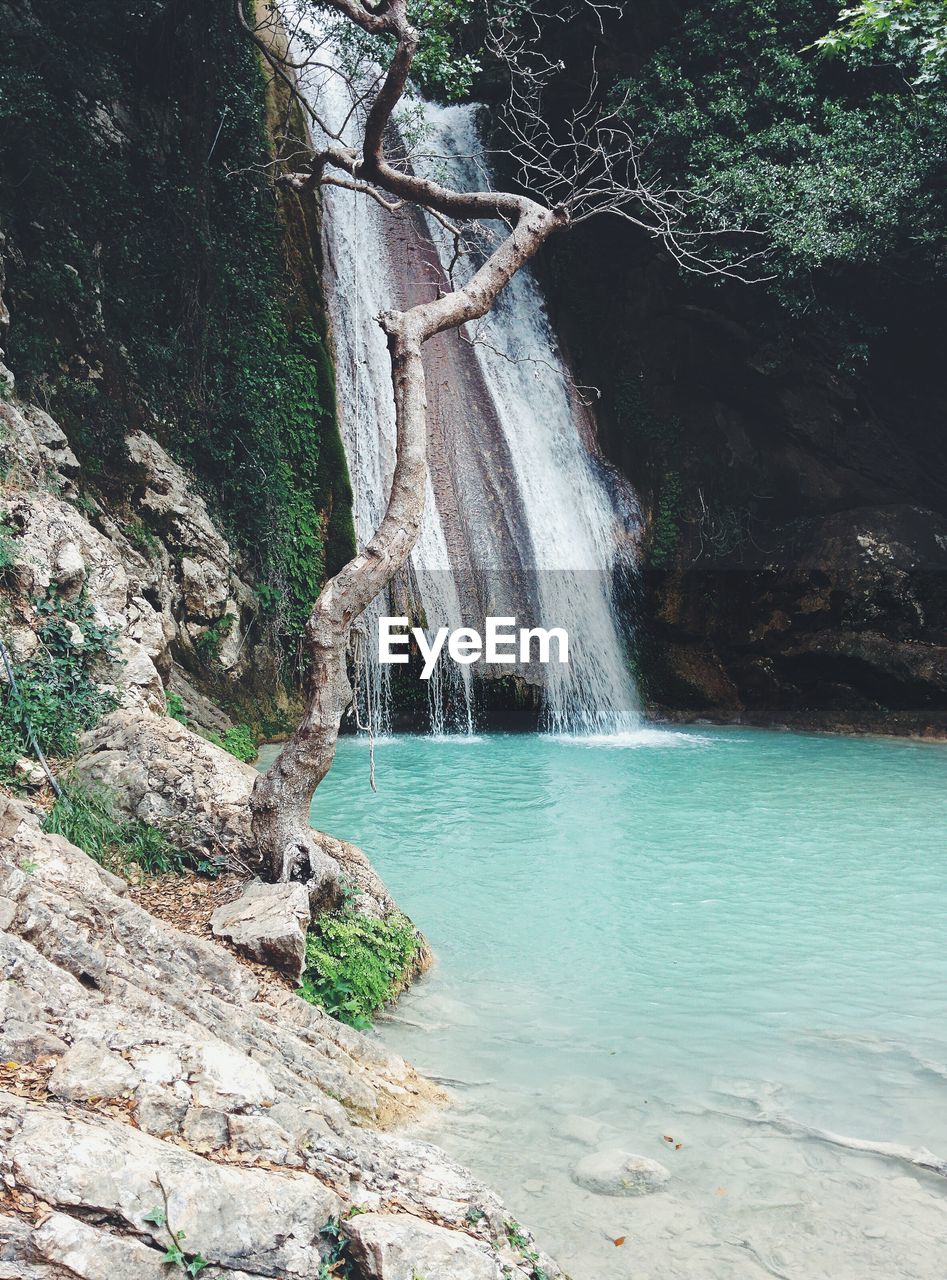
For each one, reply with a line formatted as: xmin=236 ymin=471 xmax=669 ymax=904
xmin=42 ymin=778 xmax=208 ymax=877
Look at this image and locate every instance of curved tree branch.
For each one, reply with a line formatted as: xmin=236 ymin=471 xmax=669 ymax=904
xmin=243 ymin=0 xmax=568 ymax=891
xmin=242 ymin=0 xmax=758 ymax=891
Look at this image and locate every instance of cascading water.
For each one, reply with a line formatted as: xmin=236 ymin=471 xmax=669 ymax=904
xmin=416 ymin=105 xmax=642 ymax=734
xmin=305 ymin=56 xmax=641 ymax=735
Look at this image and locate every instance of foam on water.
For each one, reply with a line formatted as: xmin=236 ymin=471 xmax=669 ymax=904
xmin=554 ymin=728 xmax=713 ymax=749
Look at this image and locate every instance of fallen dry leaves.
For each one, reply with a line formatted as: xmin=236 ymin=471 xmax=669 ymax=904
xmin=0 ymin=1057 xmax=54 ymax=1103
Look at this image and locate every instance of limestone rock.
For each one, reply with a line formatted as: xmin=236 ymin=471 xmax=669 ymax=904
xmin=135 ymin=1084 xmax=188 ymax=1138
xmin=211 ymin=881 xmax=310 ymax=981
xmin=182 ymin=1105 xmax=230 ymax=1153
xmin=23 ymin=405 xmax=80 ymax=478
xmin=74 ymin=708 xmax=257 ymax=860
xmin=228 ymin=1113 xmax=300 ymax=1165
xmin=30 ymin=1212 xmax=264 ymax=1278
xmin=4 ymin=1097 xmax=340 ymax=1276
xmin=13 ymin=757 xmax=45 ymax=789
xmin=0 ymin=761 xmax=562 ymax=1280
xmin=571 ymin=1147 xmax=671 ymax=1196
xmin=48 ymin=1040 xmax=139 ymax=1102
xmin=75 ymin=709 xmax=411 ymax=919
xmin=344 ymin=1212 xmax=505 ymax=1280
xmin=125 ymin=431 xmax=230 ymax=566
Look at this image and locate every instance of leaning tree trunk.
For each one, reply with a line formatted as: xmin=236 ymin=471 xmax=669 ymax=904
xmin=243 ymin=0 xmax=568 ymax=895
xmin=250 ymin=206 xmax=565 ymax=891
xmin=250 ymin=324 xmax=428 ymax=890
xmin=241 ymin=0 xmax=743 ymax=895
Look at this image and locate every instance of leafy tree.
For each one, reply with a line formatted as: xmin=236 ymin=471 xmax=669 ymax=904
xmin=814 ymin=1 xmax=947 ymax=82
xmin=616 ymin=0 xmax=947 ymax=316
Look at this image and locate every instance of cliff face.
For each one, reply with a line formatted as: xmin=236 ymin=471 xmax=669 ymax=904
xmin=532 ymin=0 xmax=947 ymax=737
xmin=549 ymin=231 xmax=947 ymax=736
xmin=0 ymin=0 xmax=354 ymax=720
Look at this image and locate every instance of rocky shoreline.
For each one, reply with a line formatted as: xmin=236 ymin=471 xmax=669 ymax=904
xmin=0 ymin=393 xmax=561 ymax=1278
xmin=0 ymin=790 xmax=561 ymax=1279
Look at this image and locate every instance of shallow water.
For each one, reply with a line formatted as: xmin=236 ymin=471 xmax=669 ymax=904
xmin=265 ymin=727 xmax=947 ymax=1278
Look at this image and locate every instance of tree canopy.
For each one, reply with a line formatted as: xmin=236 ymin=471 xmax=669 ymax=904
xmin=614 ymin=0 xmax=947 ymax=315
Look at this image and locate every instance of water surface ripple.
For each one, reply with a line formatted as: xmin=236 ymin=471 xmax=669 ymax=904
xmin=270 ymin=728 xmax=947 ymax=1279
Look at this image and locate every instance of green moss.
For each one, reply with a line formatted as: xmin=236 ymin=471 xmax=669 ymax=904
xmin=649 ymin=472 xmax=684 ymax=570
xmin=299 ymin=909 xmax=422 ymax=1029
xmin=0 ymin=592 xmax=118 ymax=783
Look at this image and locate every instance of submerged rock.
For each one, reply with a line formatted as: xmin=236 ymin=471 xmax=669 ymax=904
xmin=211 ymin=880 xmax=311 ymax=981
xmin=571 ymin=1147 xmax=671 ymax=1196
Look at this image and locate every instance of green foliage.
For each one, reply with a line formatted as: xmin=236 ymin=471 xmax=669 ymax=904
xmin=0 ymin=593 xmax=117 ymax=779
xmin=0 ymin=1 xmax=353 ymax=653
xmin=648 ymin=473 xmax=683 ymax=571
xmin=194 ymin=614 xmax=234 ymax=665
xmin=143 ymin=1205 xmax=209 ymax=1275
xmin=299 ymin=909 xmax=421 ymax=1029
xmin=123 ymin=516 xmax=161 ymax=561
xmin=325 ymin=0 xmax=482 ymax=101
xmin=619 ymin=0 xmax=947 ymax=315
xmin=318 ymin=1218 xmax=356 ymax=1279
xmin=43 ymin=779 xmax=196 ymax=877
xmin=504 ymin=1221 xmax=548 ymax=1280
xmin=204 ymin=723 xmax=258 ymax=763
xmin=0 ymin=519 xmax=15 ymax=573
xmin=165 ymin=691 xmax=258 ymax=763
xmin=165 ymin=691 xmax=189 ymax=725
xmin=814 ymin=1 xmax=947 ymax=81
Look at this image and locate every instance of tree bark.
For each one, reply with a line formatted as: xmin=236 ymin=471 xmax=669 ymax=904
xmin=246 ymin=1 xmax=568 ymax=891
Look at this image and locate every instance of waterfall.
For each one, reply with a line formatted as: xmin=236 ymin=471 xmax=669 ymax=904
xmin=304 ymin=58 xmax=642 ymax=735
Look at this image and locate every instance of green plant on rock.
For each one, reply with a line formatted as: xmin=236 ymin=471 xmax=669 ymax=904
xmin=504 ymin=1220 xmax=548 ymax=1280
xmin=203 ymin=722 xmax=257 ymax=763
xmin=0 ymin=590 xmax=118 ymax=782
xmin=219 ymin=723 xmax=257 ymax=763
xmin=299 ymin=909 xmax=421 ymax=1029
xmin=194 ymin=614 xmax=234 ymax=665
xmin=0 ymin=518 xmax=15 ymax=574
xmin=165 ymin=690 xmax=189 ymax=725
xmin=648 ymin=472 xmax=684 ymax=571
xmin=43 ymin=779 xmax=195 ymax=877
xmin=143 ymin=1193 xmax=209 ymax=1276
xmin=318 ymin=1217 xmax=356 ymax=1279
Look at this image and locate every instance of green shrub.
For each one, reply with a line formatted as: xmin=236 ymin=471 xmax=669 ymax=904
xmin=43 ymin=778 xmax=197 ymax=876
xmin=219 ymin=724 xmax=257 ymax=763
xmin=0 ymin=592 xmax=117 ymax=780
xmin=0 ymin=1 xmax=355 ymax=657
xmin=299 ymin=910 xmax=421 ymax=1029
xmin=618 ymin=0 xmax=947 ymax=318
xmin=165 ymin=690 xmax=189 ymax=725
xmin=194 ymin=615 xmax=234 ymax=666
